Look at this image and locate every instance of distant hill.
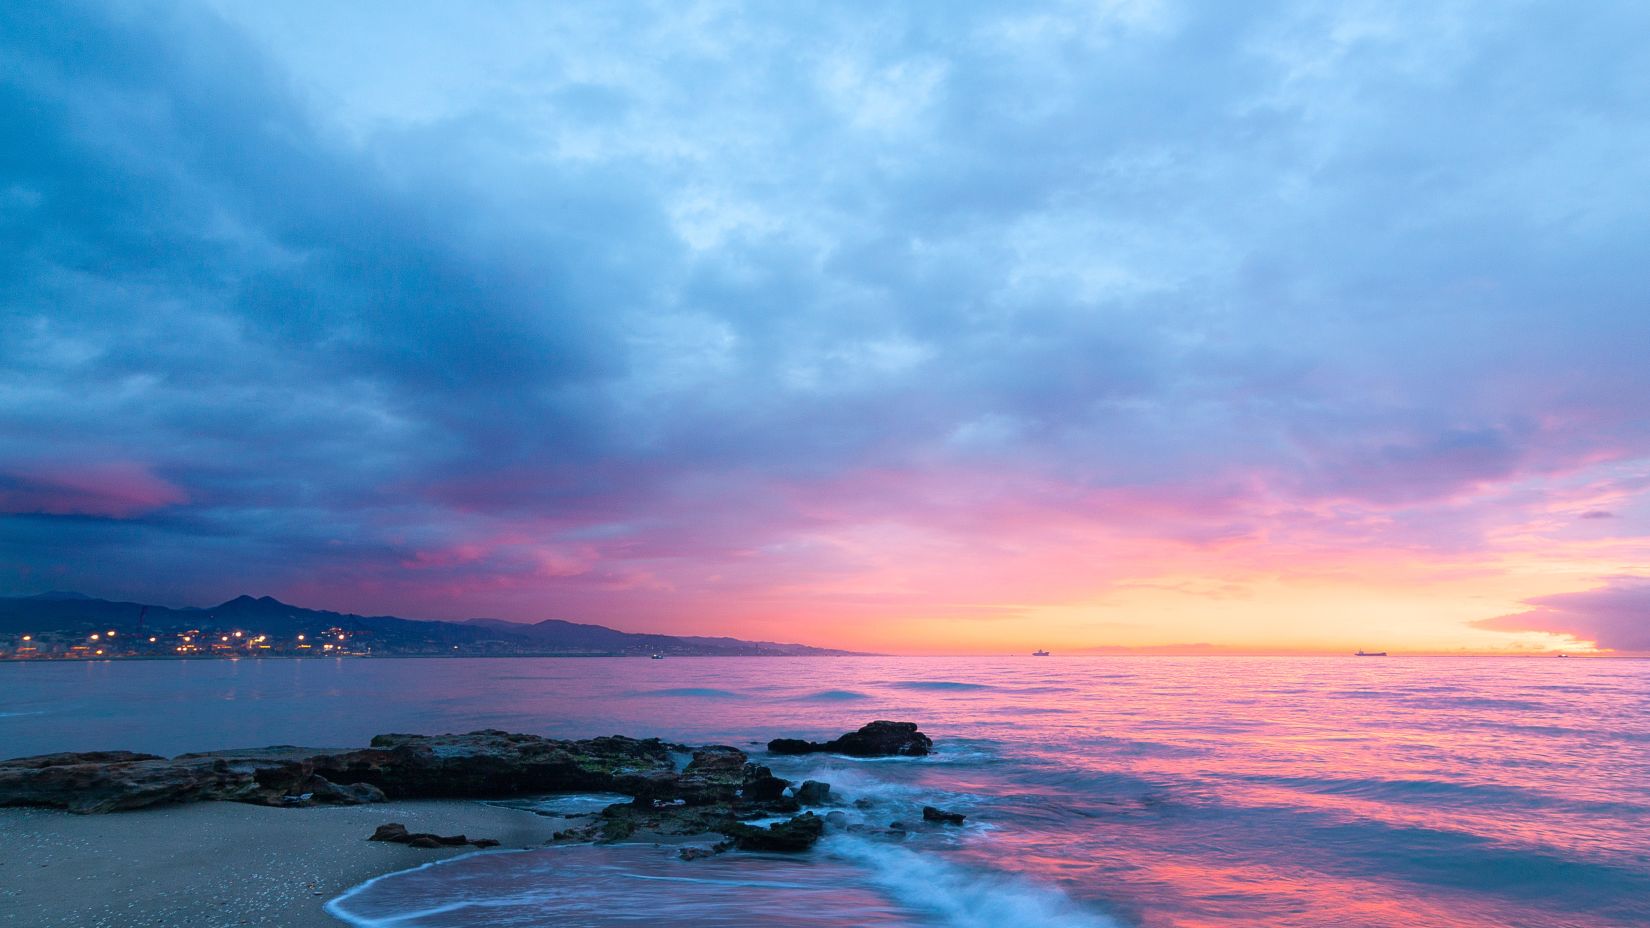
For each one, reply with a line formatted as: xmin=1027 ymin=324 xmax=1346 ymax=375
xmin=0 ymin=593 xmax=859 ymax=657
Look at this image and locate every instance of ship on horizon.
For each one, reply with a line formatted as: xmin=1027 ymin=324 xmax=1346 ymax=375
xmin=1355 ymin=650 xmax=1387 ymax=657
xmin=1032 ymin=649 xmax=1050 ymax=656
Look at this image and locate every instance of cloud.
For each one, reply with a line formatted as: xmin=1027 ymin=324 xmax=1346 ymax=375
xmin=2 ymin=0 xmax=1650 ymax=648
xmin=0 ymin=463 xmax=187 ymax=518
xmin=1476 ymin=578 xmax=1650 ymax=652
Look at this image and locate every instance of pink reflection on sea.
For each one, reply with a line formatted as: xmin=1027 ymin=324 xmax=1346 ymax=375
xmin=5 ymin=655 xmax=1649 ymax=926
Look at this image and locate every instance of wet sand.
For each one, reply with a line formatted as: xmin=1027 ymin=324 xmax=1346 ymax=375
xmin=0 ymin=800 xmax=571 ymax=927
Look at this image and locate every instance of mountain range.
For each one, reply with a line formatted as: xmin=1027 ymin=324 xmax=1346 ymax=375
xmin=0 ymin=592 xmax=858 ymax=657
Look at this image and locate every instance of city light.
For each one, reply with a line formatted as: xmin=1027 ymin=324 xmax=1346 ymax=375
xmin=90 ymin=634 xmax=100 ymax=641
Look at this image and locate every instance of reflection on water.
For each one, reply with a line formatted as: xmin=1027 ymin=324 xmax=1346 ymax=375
xmin=4 ymin=656 xmax=1649 ymax=927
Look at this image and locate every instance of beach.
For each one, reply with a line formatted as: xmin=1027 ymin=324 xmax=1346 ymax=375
xmin=0 ymin=800 xmax=568 ymax=927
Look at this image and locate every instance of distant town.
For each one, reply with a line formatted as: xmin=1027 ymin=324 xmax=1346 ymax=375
xmin=0 ymin=592 xmax=858 ymax=660
xmin=7 ymin=624 xmax=370 ymax=660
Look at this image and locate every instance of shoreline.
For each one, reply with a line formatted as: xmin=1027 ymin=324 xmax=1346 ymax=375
xmin=0 ymin=800 xmax=572 ymax=927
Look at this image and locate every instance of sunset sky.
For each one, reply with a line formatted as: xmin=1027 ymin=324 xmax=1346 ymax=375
xmin=3 ymin=1 xmax=1649 ymax=653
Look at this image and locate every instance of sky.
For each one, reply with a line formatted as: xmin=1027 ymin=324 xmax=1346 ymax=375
xmin=2 ymin=1 xmax=1649 ymax=654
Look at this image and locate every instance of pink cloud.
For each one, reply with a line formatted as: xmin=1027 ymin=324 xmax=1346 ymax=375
xmin=1475 ymin=577 xmax=1650 ymax=652
xmin=0 ymin=462 xmax=187 ymax=518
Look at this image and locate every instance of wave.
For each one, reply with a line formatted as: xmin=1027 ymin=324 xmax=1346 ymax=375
xmin=1239 ymin=773 xmax=1650 ymax=816
xmin=888 ymin=681 xmax=993 ymax=691
xmin=825 ymin=835 xmax=1121 ymax=928
xmin=1406 ymin=695 xmax=1549 ymax=711
xmin=329 ymin=839 xmax=1120 ymax=928
xmin=324 ymin=847 xmax=516 ymax=927
xmin=328 ymin=844 xmax=930 ymax=926
xmin=485 ymin=792 xmax=632 ymax=816
xmin=793 ymin=689 xmax=874 ymax=701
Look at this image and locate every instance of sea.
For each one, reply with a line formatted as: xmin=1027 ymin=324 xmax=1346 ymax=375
xmin=3 ymin=655 xmax=1647 ymax=927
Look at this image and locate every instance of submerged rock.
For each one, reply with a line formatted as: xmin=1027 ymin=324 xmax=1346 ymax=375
xmin=922 ymin=805 xmax=966 ymax=825
xmin=766 ymin=721 xmax=933 ymax=757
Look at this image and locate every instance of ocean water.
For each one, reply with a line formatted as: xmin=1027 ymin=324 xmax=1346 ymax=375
xmin=3 ymin=656 xmax=1648 ymax=927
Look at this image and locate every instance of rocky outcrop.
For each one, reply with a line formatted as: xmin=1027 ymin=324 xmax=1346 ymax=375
xmin=0 ymin=730 xmax=675 ymax=813
xmin=587 ymin=743 xmax=812 ymax=847
xmin=767 ymin=721 xmax=933 ymax=757
xmin=0 ymin=722 xmax=929 ymax=845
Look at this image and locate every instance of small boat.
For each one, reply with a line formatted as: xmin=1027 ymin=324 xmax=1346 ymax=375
xmin=1556 ymin=653 xmax=1569 ymax=658
xmin=1354 ymin=650 xmax=1387 ymax=657
xmin=650 ymin=653 xmax=665 ymax=660
xmin=1032 ymin=649 xmax=1050 ymax=657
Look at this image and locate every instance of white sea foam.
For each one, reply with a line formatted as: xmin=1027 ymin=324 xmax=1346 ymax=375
xmin=825 ymin=835 xmax=1121 ymax=928
xmin=324 ymin=848 xmax=520 ymax=928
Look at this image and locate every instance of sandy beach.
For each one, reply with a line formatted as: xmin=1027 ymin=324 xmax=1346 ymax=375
xmin=0 ymin=800 xmax=570 ymax=928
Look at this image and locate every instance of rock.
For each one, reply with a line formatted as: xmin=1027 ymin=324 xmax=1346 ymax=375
xmin=740 ymin=764 xmax=789 ymax=802
xmin=888 ymin=821 xmax=908 ymax=832
xmin=765 ymin=738 xmax=815 ymax=755
xmin=344 ymin=731 xmax=678 ymax=799
xmin=673 ymin=746 xmax=749 ymax=805
xmin=369 ymin=823 xmax=496 ymax=849
xmin=0 ymin=750 xmax=279 ymax=813
xmin=684 ymin=746 xmax=747 ymax=775
xmin=795 ymin=780 xmax=831 ymax=806
xmin=830 ymin=722 xmax=933 ymax=757
xmin=308 ymin=775 xmax=387 ymax=806
xmin=922 ymin=805 xmax=965 ymax=825
xmin=720 ymin=812 xmax=826 ymax=852
xmin=853 ymin=798 xmax=875 ymax=810
xmin=0 ymin=751 xmax=165 ymax=768
xmin=369 ymin=823 xmax=410 ymax=842
xmin=679 ymin=846 xmax=716 ymax=861
xmin=766 ymin=721 xmax=932 ymax=758
xmin=825 ymin=810 xmax=848 ymax=828
xmin=0 ymin=730 xmax=676 ymax=813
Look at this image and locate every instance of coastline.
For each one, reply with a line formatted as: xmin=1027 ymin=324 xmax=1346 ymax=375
xmin=0 ymin=800 xmax=570 ymax=927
